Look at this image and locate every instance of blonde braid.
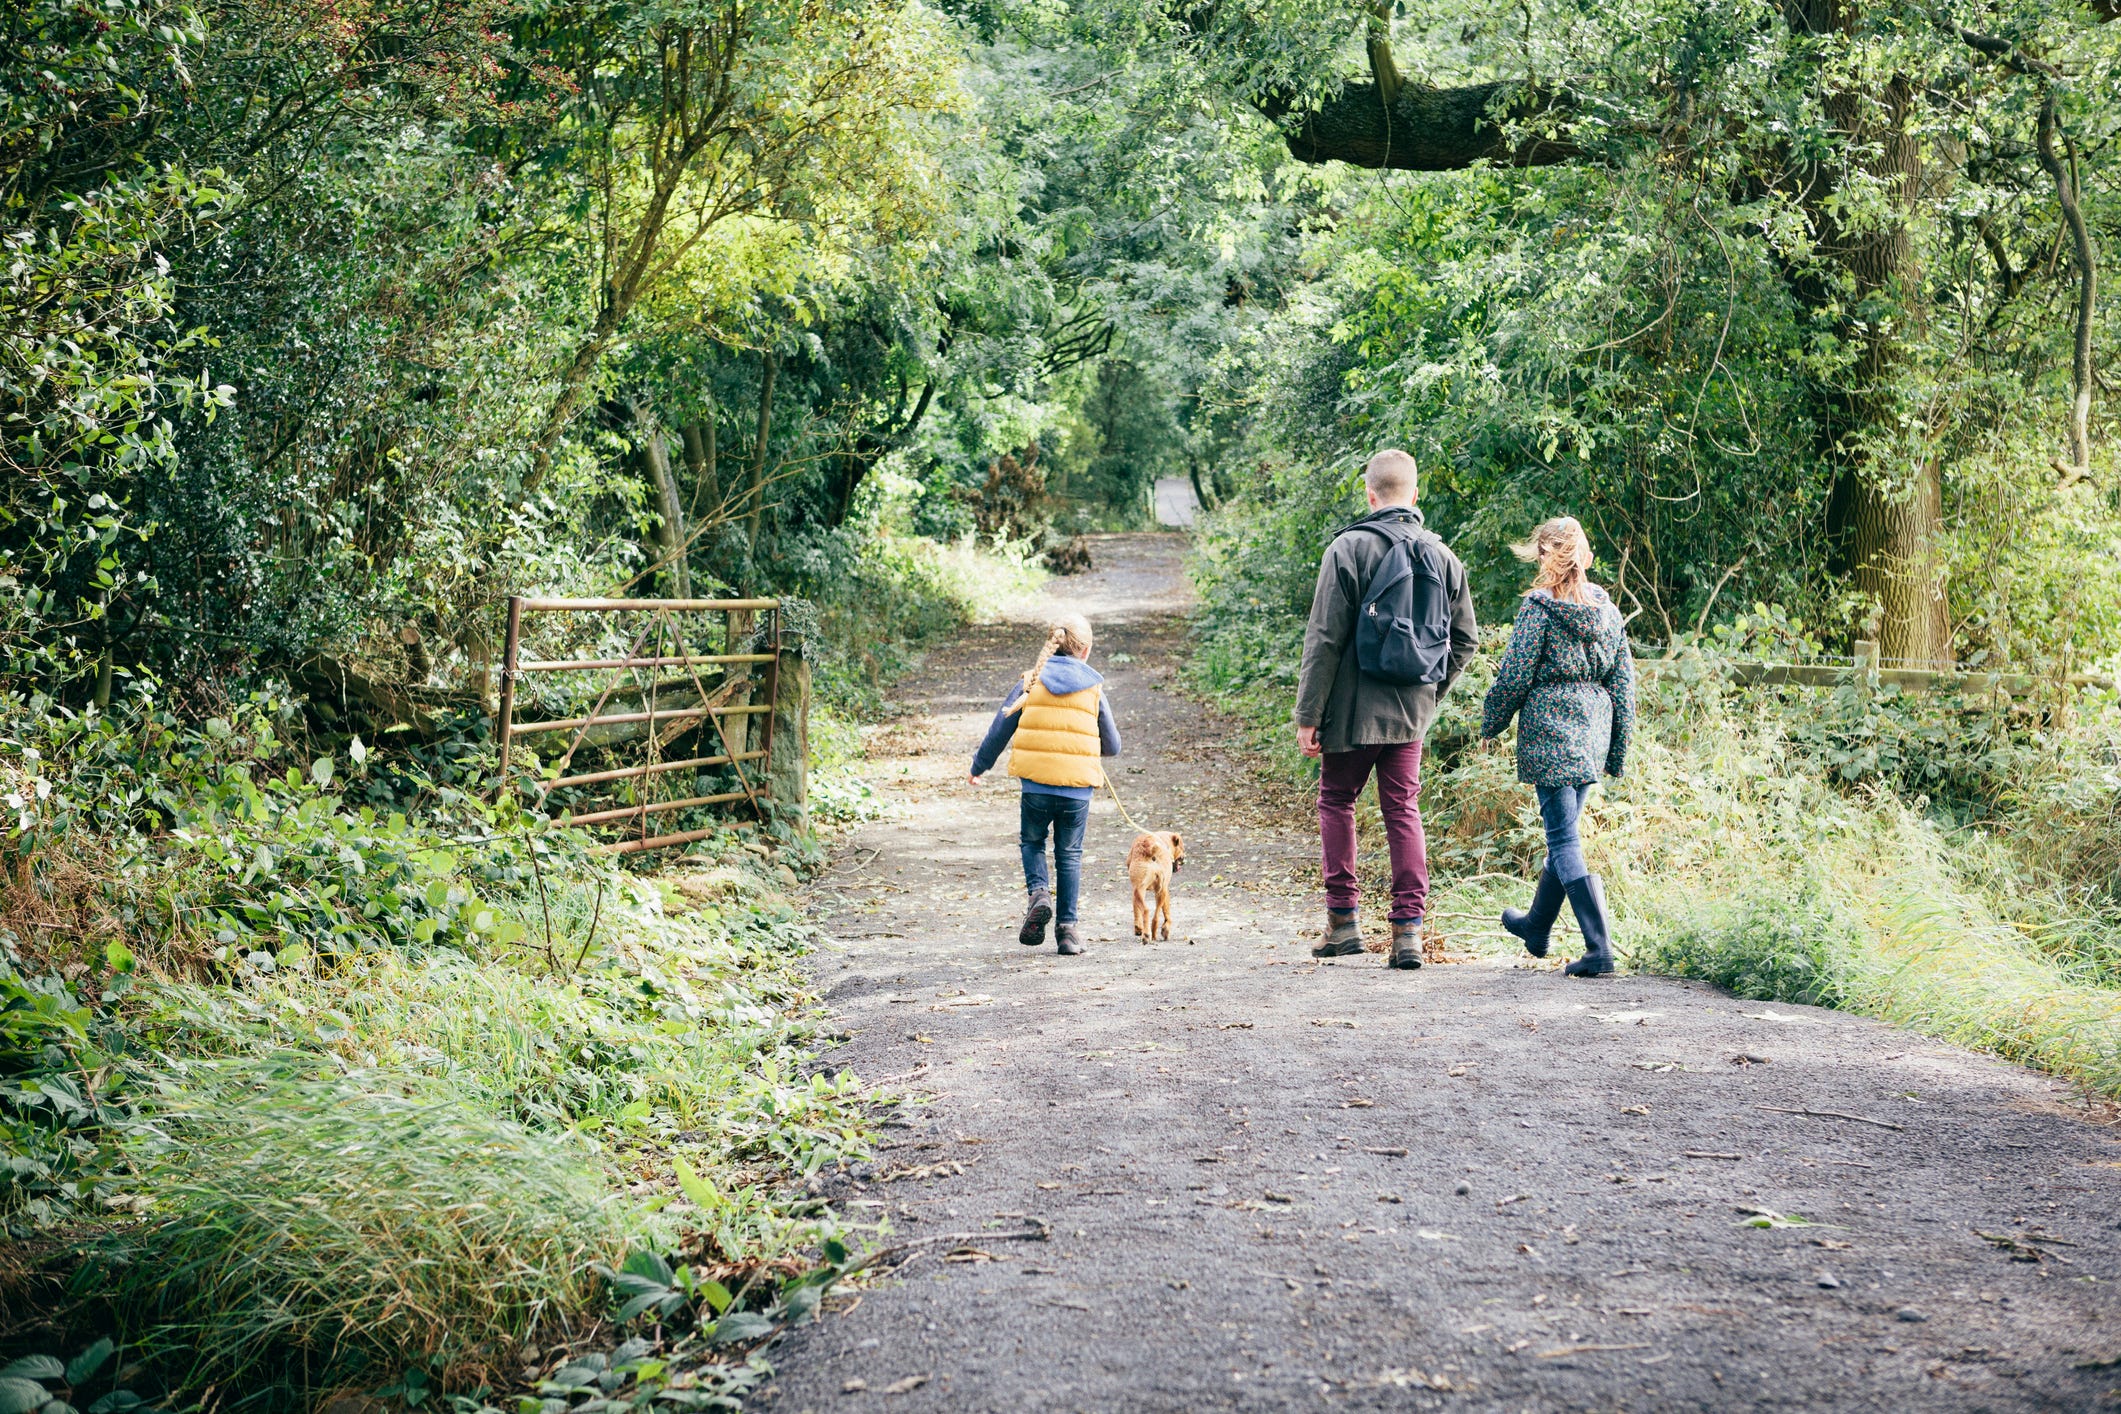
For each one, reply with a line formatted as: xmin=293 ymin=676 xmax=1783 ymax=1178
xmin=1003 ymin=629 xmax=1064 ymax=717
xmin=1002 ymin=614 xmax=1094 ymax=716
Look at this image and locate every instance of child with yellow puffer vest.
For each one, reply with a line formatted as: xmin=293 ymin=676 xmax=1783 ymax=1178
xmin=967 ymin=613 xmax=1122 ymax=955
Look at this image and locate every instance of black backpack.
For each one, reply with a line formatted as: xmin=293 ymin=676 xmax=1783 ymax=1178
xmin=1348 ymin=523 xmax=1452 ymax=686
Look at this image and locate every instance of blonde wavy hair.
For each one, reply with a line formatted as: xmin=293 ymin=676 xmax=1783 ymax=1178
xmin=1002 ymin=613 xmax=1095 ymax=716
xmin=1513 ymin=517 xmax=1595 ymax=605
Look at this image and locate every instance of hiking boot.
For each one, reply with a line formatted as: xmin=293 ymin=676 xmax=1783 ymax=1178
xmin=1563 ymin=874 xmax=1616 ymax=978
xmin=1387 ymin=919 xmax=1424 ymax=970
xmin=1310 ymin=909 xmax=1364 ymax=957
xmin=1055 ymin=922 xmax=1083 ymax=956
xmin=1502 ymin=864 xmax=1565 ymax=959
xmin=1019 ymin=889 xmax=1053 ymax=947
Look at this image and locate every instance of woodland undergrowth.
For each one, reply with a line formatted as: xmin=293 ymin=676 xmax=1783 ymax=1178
xmin=0 ymin=534 xmax=1039 ymax=1409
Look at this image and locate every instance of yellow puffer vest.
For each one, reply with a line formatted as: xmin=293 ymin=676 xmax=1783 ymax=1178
xmin=1006 ymin=680 xmax=1104 ymax=789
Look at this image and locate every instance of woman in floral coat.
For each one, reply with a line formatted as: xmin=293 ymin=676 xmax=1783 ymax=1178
xmin=1480 ymin=517 xmax=1636 ymax=977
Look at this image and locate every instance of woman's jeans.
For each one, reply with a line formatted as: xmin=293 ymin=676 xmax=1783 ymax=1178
xmin=1020 ymin=792 xmax=1090 ymax=922
xmin=1538 ymin=782 xmax=1594 ymax=885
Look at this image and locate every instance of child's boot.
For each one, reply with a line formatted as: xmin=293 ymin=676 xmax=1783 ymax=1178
xmin=1387 ymin=918 xmax=1423 ymax=969
xmin=1309 ymin=909 xmax=1363 ymax=957
xmin=1563 ymin=875 xmax=1616 ymax=977
xmin=1501 ymin=864 xmax=1565 ymax=958
xmin=1054 ymin=922 xmax=1083 ymax=956
xmin=1019 ymin=888 xmax=1053 ymax=946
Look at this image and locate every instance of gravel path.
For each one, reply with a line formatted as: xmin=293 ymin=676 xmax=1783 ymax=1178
xmin=764 ymin=533 xmax=2121 ymax=1413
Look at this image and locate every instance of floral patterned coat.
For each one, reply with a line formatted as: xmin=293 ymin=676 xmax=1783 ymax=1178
xmin=1480 ymin=586 xmax=1636 ymax=786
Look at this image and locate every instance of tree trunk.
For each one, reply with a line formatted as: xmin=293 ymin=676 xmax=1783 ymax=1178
xmin=744 ymin=353 xmax=779 ymax=552
xmin=1793 ymin=54 xmax=1951 ymax=664
xmin=826 ymin=381 xmax=936 ymax=528
xmin=1834 ymin=452 xmax=1948 ymax=665
xmin=1188 ymin=460 xmax=1218 ymax=512
xmin=2037 ymin=92 xmax=2097 ymax=482
xmin=633 ymin=398 xmax=690 ymax=598
xmin=683 ymin=414 xmax=718 ymax=519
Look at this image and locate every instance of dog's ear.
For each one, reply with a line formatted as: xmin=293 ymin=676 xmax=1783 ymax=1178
xmin=1169 ymin=833 xmax=1183 ymax=849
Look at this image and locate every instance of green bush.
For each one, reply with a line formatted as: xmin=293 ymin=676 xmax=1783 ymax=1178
xmin=1640 ymin=889 xmax=1857 ymax=1009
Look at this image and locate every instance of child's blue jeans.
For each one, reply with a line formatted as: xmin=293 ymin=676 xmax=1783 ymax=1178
xmin=1019 ymin=792 xmax=1090 ymax=923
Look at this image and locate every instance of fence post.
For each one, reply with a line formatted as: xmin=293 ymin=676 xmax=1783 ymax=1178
xmin=1853 ymin=637 xmax=1878 ymax=703
xmin=496 ymin=595 xmax=524 ymax=789
xmin=768 ymin=646 xmax=810 ymax=831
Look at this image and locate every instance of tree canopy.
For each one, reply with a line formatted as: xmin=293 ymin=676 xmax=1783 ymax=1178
xmin=4 ymin=0 xmax=2117 ymax=702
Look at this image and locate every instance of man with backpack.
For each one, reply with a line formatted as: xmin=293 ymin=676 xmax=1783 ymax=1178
xmin=1293 ymin=449 xmax=1479 ymax=970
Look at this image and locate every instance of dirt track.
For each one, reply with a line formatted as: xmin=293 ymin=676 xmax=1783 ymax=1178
xmin=763 ymin=533 xmax=2121 ymax=1413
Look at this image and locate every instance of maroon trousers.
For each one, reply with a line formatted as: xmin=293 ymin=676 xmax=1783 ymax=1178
xmin=1318 ymin=740 xmax=1429 ymax=922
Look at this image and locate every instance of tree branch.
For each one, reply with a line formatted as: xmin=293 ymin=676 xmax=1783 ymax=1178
xmin=1280 ymin=79 xmax=1577 ymax=171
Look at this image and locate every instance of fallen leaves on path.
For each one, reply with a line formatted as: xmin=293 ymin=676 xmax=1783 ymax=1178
xmin=879 ymin=1159 xmax=972 ymax=1182
xmin=1736 ymin=1206 xmax=1840 ymax=1229
xmin=881 ymin=1374 xmax=930 ymax=1395
xmin=1369 ymin=1368 xmax=1463 ymax=1391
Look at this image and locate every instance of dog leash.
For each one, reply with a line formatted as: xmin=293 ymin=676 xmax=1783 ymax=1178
xmin=1099 ymin=770 xmax=1154 ymax=834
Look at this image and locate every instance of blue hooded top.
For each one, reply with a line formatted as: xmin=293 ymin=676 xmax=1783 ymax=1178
xmin=968 ymin=652 xmax=1123 ymax=798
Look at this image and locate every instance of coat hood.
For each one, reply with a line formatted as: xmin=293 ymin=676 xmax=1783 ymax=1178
xmin=1529 ymin=585 xmax=1622 ymax=641
xmin=1038 ymin=653 xmax=1104 ymax=695
xmin=1333 ymin=505 xmax=1425 ymax=540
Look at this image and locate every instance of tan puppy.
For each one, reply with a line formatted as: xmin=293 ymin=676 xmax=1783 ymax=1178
xmin=1126 ymin=831 xmax=1185 ymax=941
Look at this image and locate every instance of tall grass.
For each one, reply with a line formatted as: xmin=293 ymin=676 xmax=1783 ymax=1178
xmin=75 ymin=1060 xmax=634 ymax=1391
xmin=139 ymin=895 xmax=867 ymax=1172
xmin=1645 ymin=820 xmax=2121 ymax=1095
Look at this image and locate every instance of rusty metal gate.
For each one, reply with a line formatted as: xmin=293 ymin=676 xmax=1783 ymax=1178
xmin=495 ymin=596 xmax=781 ymax=854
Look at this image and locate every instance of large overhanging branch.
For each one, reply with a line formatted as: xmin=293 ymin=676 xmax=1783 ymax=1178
xmin=1279 ymin=77 xmax=1579 ymax=170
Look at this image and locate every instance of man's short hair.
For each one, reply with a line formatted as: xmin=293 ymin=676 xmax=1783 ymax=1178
xmin=1365 ymin=449 xmax=1418 ymax=503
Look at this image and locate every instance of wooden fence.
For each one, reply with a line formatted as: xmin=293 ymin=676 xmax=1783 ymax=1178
xmin=1636 ymin=638 xmax=2115 ymax=697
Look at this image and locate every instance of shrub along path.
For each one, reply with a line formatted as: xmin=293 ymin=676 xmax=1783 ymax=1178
xmin=767 ymin=534 xmax=2121 ymax=1412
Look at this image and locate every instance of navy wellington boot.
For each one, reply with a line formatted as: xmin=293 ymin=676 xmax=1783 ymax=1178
xmin=1501 ymin=864 xmax=1566 ymax=959
xmin=1563 ymin=874 xmax=1616 ymax=978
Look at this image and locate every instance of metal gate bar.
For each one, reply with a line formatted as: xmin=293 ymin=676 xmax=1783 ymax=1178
xmin=495 ymin=595 xmax=780 ymax=852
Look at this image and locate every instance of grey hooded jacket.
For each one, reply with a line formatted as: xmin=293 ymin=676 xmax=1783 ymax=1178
xmin=1292 ymin=507 xmax=1480 ymax=755
xmin=1480 ymin=585 xmax=1636 ymax=786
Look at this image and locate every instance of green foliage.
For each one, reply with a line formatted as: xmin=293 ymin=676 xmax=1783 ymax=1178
xmin=0 ymin=1339 xmax=159 ymax=1414
xmin=0 ymin=934 xmax=135 ymax=1231
xmin=4 ymin=689 xmax=542 ymax=968
xmin=1642 ymin=890 xmax=1858 ymax=1010
xmin=71 ymin=1060 xmax=633 ymax=1390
